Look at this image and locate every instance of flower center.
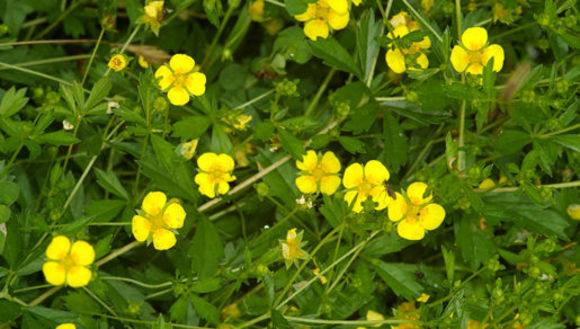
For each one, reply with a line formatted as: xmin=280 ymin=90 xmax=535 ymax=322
xmin=173 ymin=73 xmax=187 ymax=88
xmin=61 ymin=255 xmax=76 ymax=270
xmin=313 ymin=2 xmax=330 ymax=20
xmin=405 ymin=203 xmax=422 ymax=223
xmin=311 ymin=167 xmax=326 ymax=181
xmin=468 ymin=50 xmax=484 ymax=65
xmin=148 ymin=213 xmax=166 ymax=232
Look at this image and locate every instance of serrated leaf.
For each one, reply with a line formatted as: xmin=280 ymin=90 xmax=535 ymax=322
xmin=84 ymin=77 xmax=111 ymax=112
xmin=382 ymin=111 xmax=408 ymax=173
xmin=338 ymin=136 xmax=366 ymax=154
xmin=278 ymin=128 xmax=305 ymax=159
xmin=190 ymin=295 xmax=219 ymax=324
xmin=190 ymin=217 xmax=224 ymax=279
xmin=371 ymin=259 xmax=423 ymax=300
xmin=95 ymin=169 xmax=129 ymax=200
xmin=0 ymin=87 xmax=28 ymax=117
xmin=309 ymin=38 xmax=363 ymax=79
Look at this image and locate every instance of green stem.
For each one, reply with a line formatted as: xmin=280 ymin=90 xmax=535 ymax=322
xmin=0 ymin=61 xmax=73 ymax=85
xmin=263 ymin=0 xmax=284 ymax=7
xmin=35 ymin=0 xmax=82 ymax=39
xmin=82 ymin=286 xmax=120 ymax=319
xmin=201 ymin=2 xmax=238 ymax=69
xmin=455 ymin=0 xmax=463 ymax=38
xmin=62 ymin=118 xmax=81 ymax=172
xmin=286 ymin=316 xmax=422 ymax=326
xmin=476 ymin=180 xmax=580 ymax=193
xmin=400 ymin=0 xmax=443 ymax=42
xmin=538 ymin=123 xmax=580 ymax=138
xmin=305 ymin=69 xmax=336 ymax=116
xmin=95 ymin=241 xmax=142 ymax=266
xmin=0 ymin=54 xmax=90 ymax=72
xmin=233 ymin=89 xmax=274 ymax=110
xmin=81 ymin=28 xmax=105 ymax=86
xmin=0 ymin=143 xmax=24 ymax=179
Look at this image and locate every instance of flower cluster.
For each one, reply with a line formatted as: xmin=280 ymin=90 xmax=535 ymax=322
xmin=385 ymin=12 xmax=431 ymax=73
xmin=194 ymin=152 xmax=237 ymax=198
xmin=132 ymin=191 xmax=187 ymax=250
xmin=294 ymin=0 xmax=357 ymax=41
xmin=42 ymin=235 xmax=95 ymax=288
xmin=155 ymin=54 xmax=206 ymax=106
xmin=451 ymin=27 xmax=504 ymax=75
xmin=294 ymin=150 xmax=446 ymax=240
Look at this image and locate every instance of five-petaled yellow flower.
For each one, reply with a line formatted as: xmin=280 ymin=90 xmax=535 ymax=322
xmin=194 ymin=152 xmax=236 ymax=198
xmin=342 ymin=160 xmax=391 ymax=213
xmin=281 ymin=228 xmax=306 ymax=268
xmin=132 ymin=191 xmax=187 ymax=250
xmin=142 ymin=1 xmax=165 ymax=35
xmin=56 ymin=324 xmax=76 ymax=329
xmin=450 ymin=27 xmax=504 ymax=75
xmin=385 ymin=12 xmax=431 ymax=74
xmin=295 ymin=0 xmax=349 ymax=41
xmin=388 ymin=182 xmax=445 ymax=240
xmin=155 ymin=54 xmax=206 ymax=106
xmin=42 ymin=235 xmax=95 ymax=288
xmin=108 ymin=54 xmax=128 ymax=72
xmin=295 ymin=150 xmax=341 ymax=195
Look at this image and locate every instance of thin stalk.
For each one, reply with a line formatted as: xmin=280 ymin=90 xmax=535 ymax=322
xmin=305 ymin=69 xmax=336 ymax=116
xmin=233 ymin=89 xmax=274 ymax=110
xmin=35 ymin=0 xmax=82 ymax=39
xmin=475 ymin=180 xmax=580 ymax=193
xmin=0 ymin=61 xmax=72 ymax=85
xmin=81 ymin=28 xmax=105 ymax=86
xmin=201 ymin=2 xmax=237 ymax=68
xmin=286 ymin=316 xmax=422 ymax=326
xmin=0 ymin=54 xmax=90 ymax=72
xmin=263 ymin=0 xmax=284 ymax=7
xmin=400 ymin=0 xmax=443 ymax=42
xmin=538 ymin=123 xmax=580 ymax=138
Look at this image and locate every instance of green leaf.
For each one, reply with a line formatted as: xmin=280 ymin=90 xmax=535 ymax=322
xmin=190 ymin=217 xmax=224 ymax=279
xmin=371 ymin=259 xmax=423 ymax=300
xmin=172 ymin=116 xmax=211 ymax=141
xmin=0 ymin=181 xmax=20 ymax=205
xmin=25 ymin=306 xmax=77 ymax=323
xmin=493 ymin=130 xmax=531 ymax=154
xmin=338 ymin=136 xmax=366 ymax=154
xmin=211 ymin=123 xmax=234 ymax=154
xmin=270 ymin=309 xmax=293 ymax=329
xmin=0 ymin=204 xmax=12 ymax=224
xmin=309 ymin=38 xmax=363 ymax=79
xmin=84 ymin=77 xmax=112 ymax=112
xmin=35 ymin=131 xmax=80 ymax=146
xmin=219 ymin=64 xmax=247 ymax=90
xmin=357 ymin=10 xmax=382 ymax=83
xmin=190 ymin=295 xmax=219 ymax=324
xmin=278 ymin=128 xmax=305 ymax=160
xmin=382 ymin=111 xmax=408 ymax=173
xmin=284 ymin=0 xmax=309 ymax=16
xmin=365 ymin=232 xmax=414 ymax=257
xmin=95 ymin=169 xmax=129 ymax=200
xmin=456 ymin=215 xmax=495 ymax=269
xmin=0 ymin=87 xmax=28 ymax=117
xmin=551 ymin=134 xmax=580 ymax=152
xmin=63 ymin=291 xmax=102 ymax=315
xmin=274 ymin=27 xmax=312 ymax=64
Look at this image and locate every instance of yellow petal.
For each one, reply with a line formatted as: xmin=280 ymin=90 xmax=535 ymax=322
xmin=320 ymin=175 xmax=341 ymax=195
xmin=46 ymin=235 xmax=71 ymax=261
xmin=69 ymin=241 xmax=95 ymax=266
xmin=419 ymin=203 xmax=445 ymax=230
xmin=42 ymin=261 xmax=66 ymax=286
xmin=66 ymin=265 xmax=92 ymax=288
xmin=417 ymin=293 xmax=430 ymax=303
xmin=364 ymin=160 xmax=390 ymax=185
xmin=295 ymin=3 xmax=316 ymax=22
xmin=195 ymin=172 xmax=216 ymax=198
xmin=352 ymin=0 xmax=361 ymax=6
xmin=366 ymin=310 xmax=385 ymax=326
xmin=409 ymin=52 xmax=429 ymax=71
xmin=387 ymin=193 xmax=407 ymax=221
xmin=217 ymin=181 xmax=230 ymax=195
xmin=370 ymin=186 xmax=390 ymax=210
xmin=406 ymin=182 xmax=432 ymax=205
xmin=344 ymin=190 xmax=363 ymax=213
xmin=304 ymin=19 xmax=329 ymax=41
xmin=328 ymin=0 xmax=348 ymax=14
xmin=461 ymin=27 xmax=488 ymax=51
xmin=342 ymin=163 xmax=363 ymax=189
xmin=169 ymin=54 xmax=195 ymax=74
xmin=56 ymin=324 xmax=76 ymax=329
xmin=163 ymin=203 xmax=186 ymax=229
xmin=391 ymin=25 xmax=410 ymax=39
xmin=450 ymin=46 xmax=469 ymax=73
xmin=482 ymin=44 xmax=504 ymax=72
xmin=466 ymin=62 xmax=483 ymax=75
xmin=415 ymin=36 xmax=431 ymax=49
xmin=386 ymin=48 xmax=406 ymax=74
xmin=297 ymin=150 xmax=318 ymax=172
xmin=132 ymin=215 xmax=152 ymax=242
xmin=320 ymin=151 xmax=341 ymax=173
xmin=389 ymin=12 xmax=410 ymax=28
xmin=168 ymin=86 xmax=190 ymax=106
xmin=185 ymin=72 xmax=207 ymax=96
xmin=296 ymin=175 xmax=318 ymax=194
xmin=328 ymin=10 xmax=349 ymax=30
xmin=198 ymin=152 xmax=218 ymax=171
xmin=142 ymin=191 xmax=167 ymax=216
xmin=154 ymin=65 xmax=174 ymax=90
xmin=478 ymin=178 xmax=496 ymax=189
xmin=397 ymin=218 xmax=425 ymax=240
xmin=152 ymin=228 xmax=177 ymax=250
xmin=216 ymin=153 xmax=236 ymax=172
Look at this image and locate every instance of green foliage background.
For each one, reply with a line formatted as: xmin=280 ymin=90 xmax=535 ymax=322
xmin=0 ymin=0 xmax=578 ymax=328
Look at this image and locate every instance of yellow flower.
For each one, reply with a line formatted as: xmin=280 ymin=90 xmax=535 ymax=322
xmin=143 ymin=1 xmax=165 ymax=35
xmin=194 ymin=152 xmax=236 ymax=198
xmin=154 ymin=54 xmax=206 ymax=106
xmin=294 ymin=0 xmax=349 ymax=41
xmin=388 ymin=182 xmax=446 ymax=240
xmin=391 ymin=301 xmax=420 ymax=329
xmin=351 ymin=0 xmax=362 ymax=6
xmin=567 ymin=204 xmax=580 ymax=220
xmin=478 ymin=178 xmax=496 ymax=190
xmin=223 ymin=113 xmax=253 ymax=132
xmin=295 ymin=150 xmax=341 ymax=195
xmin=342 ymin=160 xmax=391 ymax=213
xmin=56 ymin=324 xmax=76 ymax=329
xmin=108 ymin=54 xmax=128 ymax=72
xmin=178 ymin=139 xmax=199 ymax=160
xmin=416 ymin=293 xmax=430 ymax=303
xmin=313 ymin=267 xmax=328 ymax=284
xmin=385 ymin=25 xmax=430 ymax=73
xmin=42 ymin=235 xmax=95 ymax=288
xmin=132 ymin=191 xmax=187 ymax=250
xmin=467 ymin=319 xmax=489 ymax=329
xmin=281 ymin=228 xmax=306 ymax=267
xmin=249 ymin=0 xmax=265 ymax=22
xmin=366 ymin=310 xmax=384 ymax=327
xmin=138 ymin=55 xmax=149 ymax=68
xmin=450 ymin=27 xmax=505 ymax=75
